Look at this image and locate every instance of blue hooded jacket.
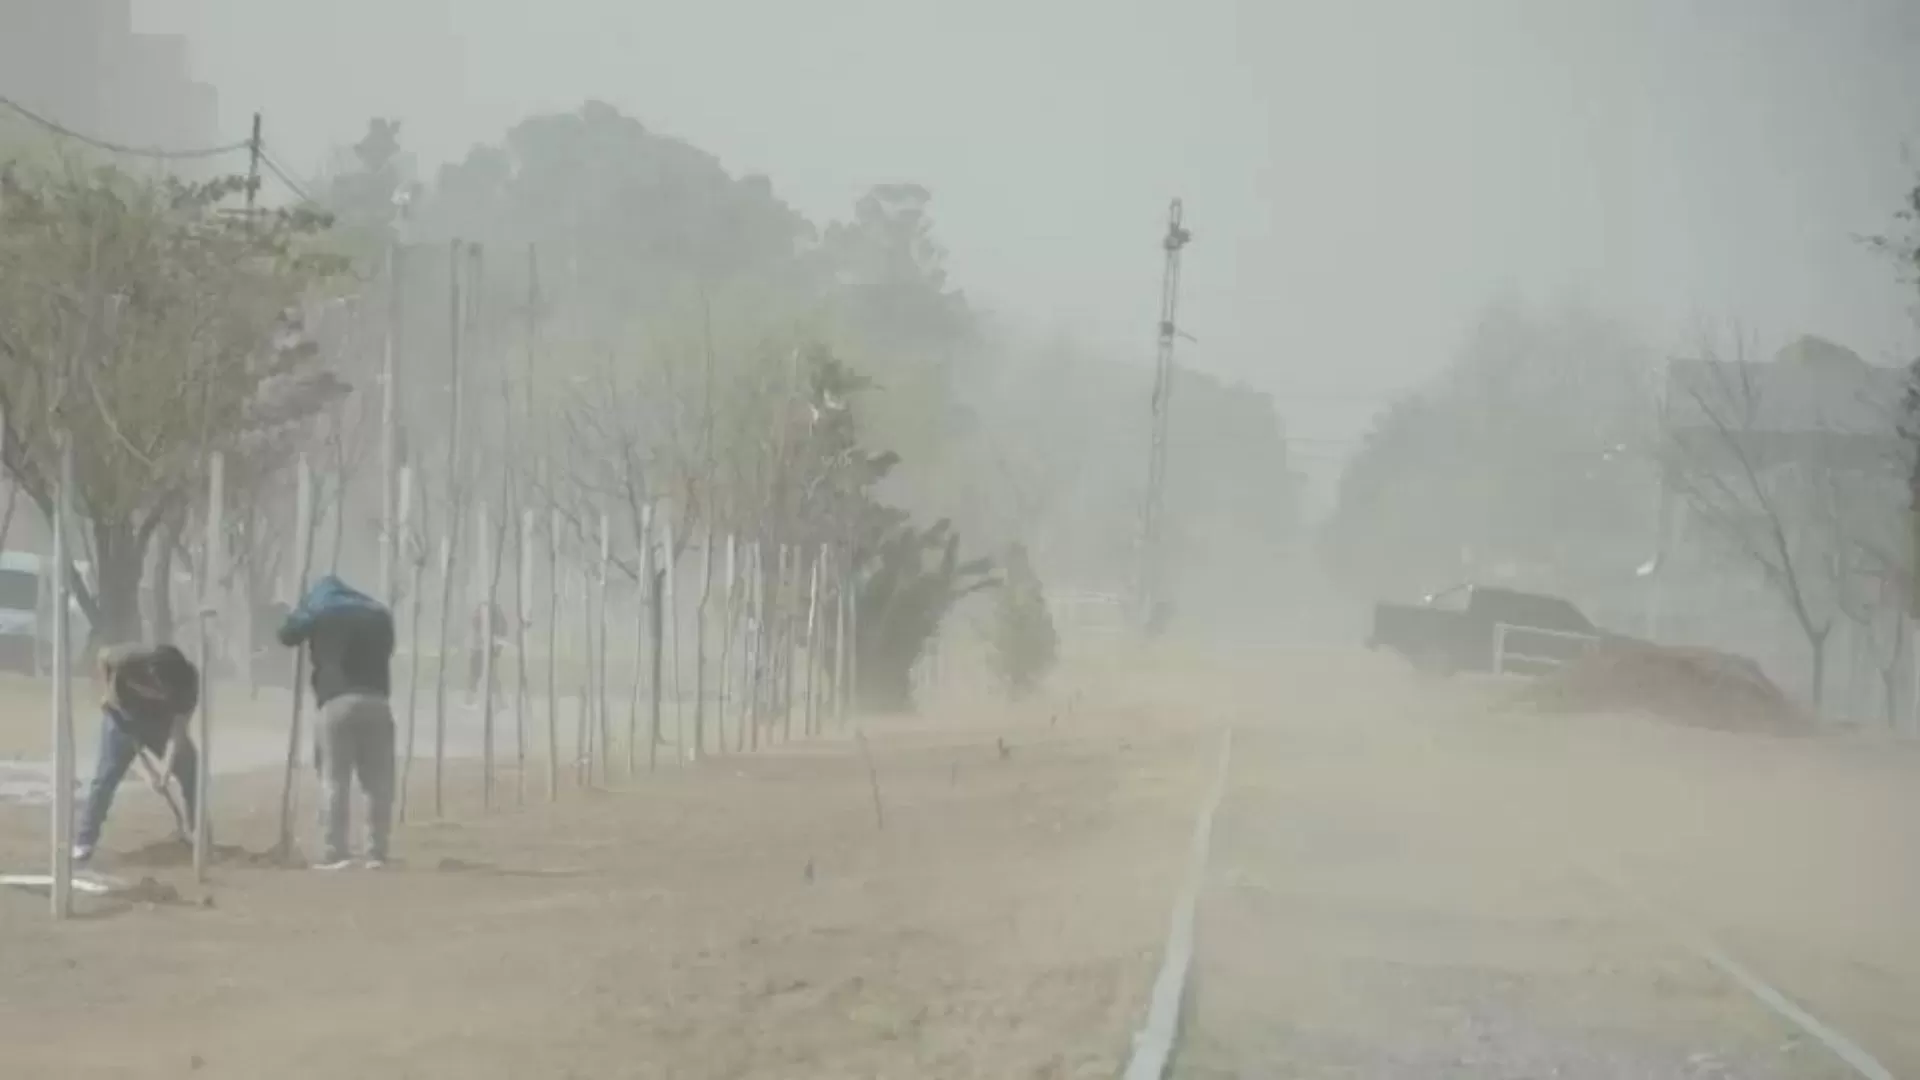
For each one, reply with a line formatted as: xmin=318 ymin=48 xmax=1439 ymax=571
xmin=278 ymin=575 xmax=393 ymax=707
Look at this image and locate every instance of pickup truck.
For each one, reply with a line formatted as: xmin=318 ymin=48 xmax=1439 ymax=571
xmin=1366 ymin=584 xmax=1605 ymax=676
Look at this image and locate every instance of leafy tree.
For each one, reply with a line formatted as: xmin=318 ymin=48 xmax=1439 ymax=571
xmin=1322 ymin=302 xmax=1657 ymax=598
xmin=822 ymin=183 xmax=974 ymax=350
xmin=413 ymin=100 xmax=815 ymax=334
xmin=0 ymin=162 xmax=346 ymax=648
xmin=853 ymin=516 xmax=997 ymax=711
xmin=321 ymin=117 xmax=416 ymax=265
xmin=988 ymin=542 xmax=1057 ymax=699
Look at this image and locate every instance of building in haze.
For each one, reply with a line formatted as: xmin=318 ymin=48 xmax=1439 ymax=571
xmin=0 ymin=0 xmax=220 ymax=153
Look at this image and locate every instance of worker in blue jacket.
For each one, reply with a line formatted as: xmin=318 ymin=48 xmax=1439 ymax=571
xmin=279 ymin=575 xmax=396 ymax=870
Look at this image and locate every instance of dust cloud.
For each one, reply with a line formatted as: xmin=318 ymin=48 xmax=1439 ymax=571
xmin=0 ymin=2 xmax=1917 ymax=1077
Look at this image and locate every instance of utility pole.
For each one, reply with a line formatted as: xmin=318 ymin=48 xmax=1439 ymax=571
xmin=244 ymin=113 xmax=262 ymax=222
xmin=1137 ymin=199 xmax=1192 ymax=634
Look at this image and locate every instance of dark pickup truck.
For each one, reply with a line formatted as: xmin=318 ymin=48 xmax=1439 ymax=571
xmin=1366 ymin=585 xmax=1605 ymax=676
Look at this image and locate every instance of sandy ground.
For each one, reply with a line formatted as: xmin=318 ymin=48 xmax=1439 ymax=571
xmin=1177 ymin=650 xmax=1920 ymax=1079
xmin=0 ymin=662 xmax=1212 ymax=1080
xmin=6 ymin=647 xmax=1919 ymax=1079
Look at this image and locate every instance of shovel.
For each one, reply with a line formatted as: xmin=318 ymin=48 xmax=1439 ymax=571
xmin=137 ymin=747 xmax=192 ymax=843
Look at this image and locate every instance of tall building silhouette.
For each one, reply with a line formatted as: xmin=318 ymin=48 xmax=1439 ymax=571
xmin=0 ymin=0 xmax=221 ymax=151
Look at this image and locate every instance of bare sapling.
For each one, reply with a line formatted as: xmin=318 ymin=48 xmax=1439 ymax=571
xmin=432 ymin=238 xmax=466 ymax=820
xmin=648 ymin=519 xmax=665 ymax=770
xmin=480 ymin=493 xmax=511 ymax=810
xmin=782 ymin=543 xmax=800 ymax=741
xmin=577 ymin=560 xmax=595 ymax=786
xmin=717 ymin=533 xmax=737 ymax=753
xmin=747 ymin=542 xmax=764 ymax=751
xmin=514 ymin=507 xmax=532 ymax=804
xmin=833 ymin=545 xmax=848 ymax=722
xmin=545 ymin=505 xmax=559 ymax=800
xmin=596 ymin=513 xmax=612 ymax=782
xmin=664 ymin=510 xmax=683 ymax=758
xmin=857 ymin=729 xmax=885 ymax=830
xmin=430 ymin=526 xmax=456 ymax=818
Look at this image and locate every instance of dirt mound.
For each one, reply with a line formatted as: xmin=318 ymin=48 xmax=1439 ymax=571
xmin=1510 ymin=642 xmax=1811 ymax=734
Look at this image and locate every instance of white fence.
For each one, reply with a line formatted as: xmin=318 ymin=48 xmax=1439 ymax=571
xmin=1491 ymin=622 xmax=1601 ymax=677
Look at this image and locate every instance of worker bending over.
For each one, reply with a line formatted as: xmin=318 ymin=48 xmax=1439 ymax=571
xmin=279 ymin=575 xmax=396 ymax=870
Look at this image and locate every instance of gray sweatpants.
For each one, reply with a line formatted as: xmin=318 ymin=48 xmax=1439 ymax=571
xmin=315 ymin=693 xmax=395 ymax=862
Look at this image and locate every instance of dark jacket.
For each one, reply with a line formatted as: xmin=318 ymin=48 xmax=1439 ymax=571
xmin=277 ymin=576 xmax=394 ymax=707
xmin=99 ymin=643 xmax=200 ymax=752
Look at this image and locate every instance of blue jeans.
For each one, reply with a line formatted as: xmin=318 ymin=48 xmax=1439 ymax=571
xmin=76 ymin=711 xmax=197 ymax=850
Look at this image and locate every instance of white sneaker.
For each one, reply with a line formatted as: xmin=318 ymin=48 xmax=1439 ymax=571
xmin=312 ymin=858 xmax=353 ymax=871
xmin=71 ymin=844 xmax=93 ymax=865
xmin=362 ymin=857 xmax=387 ymax=870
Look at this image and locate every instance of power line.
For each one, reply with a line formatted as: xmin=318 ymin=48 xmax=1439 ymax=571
xmin=0 ymin=93 xmax=250 ymax=160
xmin=258 ymin=145 xmax=315 ymax=204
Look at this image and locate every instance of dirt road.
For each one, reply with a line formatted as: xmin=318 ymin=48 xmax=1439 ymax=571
xmin=1178 ymin=652 xmax=1920 ymax=1079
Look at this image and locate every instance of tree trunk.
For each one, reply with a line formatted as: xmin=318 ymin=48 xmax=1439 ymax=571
xmin=1807 ymin=623 xmax=1830 ymax=717
xmin=149 ymin=516 xmax=182 ymax=645
xmin=88 ymin=520 xmax=150 ymax=654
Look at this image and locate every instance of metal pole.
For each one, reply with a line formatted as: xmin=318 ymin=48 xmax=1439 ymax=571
xmin=397 ymin=467 xmax=422 ymax=822
xmin=193 ymin=453 xmax=224 ymax=880
xmin=378 ymin=241 xmax=403 ymax=608
xmin=1137 ymin=199 xmax=1192 ymax=633
xmin=629 ymin=503 xmax=653 ymax=776
xmin=276 ymin=455 xmax=314 ymax=853
xmin=48 ymin=437 xmax=74 ymax=918
xmin=432 ymin=240 xmax=464 ymax=819
xmin=648 ymin=516 xmax=665 ymax=771
xmin=693 ymin=523 xmax=711 ymax=760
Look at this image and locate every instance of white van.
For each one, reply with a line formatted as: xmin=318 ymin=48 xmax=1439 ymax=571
xmin=0 ymin=551 xmax=93 ymax=674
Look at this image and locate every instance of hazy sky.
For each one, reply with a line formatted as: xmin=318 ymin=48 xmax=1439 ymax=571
xmin=136 ymin=0 xmax=1920 ymax=456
